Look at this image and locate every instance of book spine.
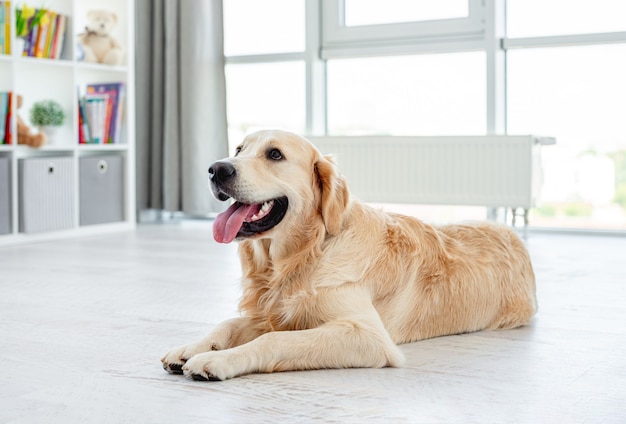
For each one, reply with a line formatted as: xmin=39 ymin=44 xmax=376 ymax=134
xmin=4 ymin=2 xmax=9 ymax=55
xmin=98 ymin=98 xmax=107 ymax=144
xmin=87 ymin=86 xmax=113 ymax=144
xmin=85 ymin=98 xmax=97 ymax=143
xmin=87 ymin=99 xmax=97 ymax=143
xmin=54 ymin=14 xmax=66 ymax=59
xmin=77 ymin=103 xmax=84 ymax=144
xmin=85 ymin=95 xmax=108 ymax=144
xmin=78 ymin=97 xmax=91 ymax=143
xmin=28 ymin=23 xmax=38 ymax=57
xmin=49 ymin=14 xmax=61 ymax=59
xmin=34 ymin=12 xmax=49 ymax=58
xmin=114 ymin=85 xmax=126 ymax=144
xmin=0 ymin=2 xmax=5 ymax=56
xmin=44 ymin=12 xmax=56 ymax=58
xmin=22 ymin=18 xmax=32 ymax=56
xmin=0 ymin=92 xmax=6 ymax=143
xmin=22 ymin=17 xmax=30 ymax=56
xmin=5 ymin=91 xmax=12 ymax=144
xmin=103 ymin=96 xmax=112 ymax=143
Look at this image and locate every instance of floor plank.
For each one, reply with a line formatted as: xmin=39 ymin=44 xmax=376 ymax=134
xmin=1 ymin=221 xmax=625 ymax=423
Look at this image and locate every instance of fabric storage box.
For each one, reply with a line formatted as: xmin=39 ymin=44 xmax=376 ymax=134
xmin=79 ymin=155 xmax=124 ymax=226
xmin=0 ymin=157 xmax=11 ymax=235
xmin=18 ymin=157 xmax=75 ymax=233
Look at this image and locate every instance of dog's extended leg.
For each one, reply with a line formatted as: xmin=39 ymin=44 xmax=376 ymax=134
xmin=181 ymin=313 xmax=405 ymax=381
xmin=161 ymin=316 xmax=266 ymax=375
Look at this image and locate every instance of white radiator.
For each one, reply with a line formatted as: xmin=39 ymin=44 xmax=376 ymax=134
xmin=309 ymin=136 xmax=555 ymax=210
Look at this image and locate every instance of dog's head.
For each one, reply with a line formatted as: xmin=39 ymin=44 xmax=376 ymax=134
xmin=209 ymin=130 xmax=349 ymax=244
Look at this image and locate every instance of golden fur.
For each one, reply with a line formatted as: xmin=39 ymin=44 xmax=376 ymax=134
xmin=162 ymin=129 xmax=537 ymax=381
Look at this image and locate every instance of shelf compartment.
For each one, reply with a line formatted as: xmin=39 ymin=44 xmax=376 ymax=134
xmin=18 ymin=156 xmax=75 ymax=233
xmin=79 ymin=154 xmax=125 ymax=226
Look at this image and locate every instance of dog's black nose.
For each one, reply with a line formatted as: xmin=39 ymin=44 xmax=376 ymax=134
xmin=208 ymin=161 xmax=236 ymax=183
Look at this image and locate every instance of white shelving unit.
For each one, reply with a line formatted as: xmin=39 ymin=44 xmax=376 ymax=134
xmin=0 ymin=0 xmax=135 ymax=244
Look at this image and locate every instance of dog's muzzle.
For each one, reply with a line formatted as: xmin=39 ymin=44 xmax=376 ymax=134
xmin=208 ymin=161 xmax=236 ymax=201
xmin=207 ymin=159 xmax=289 ymax=243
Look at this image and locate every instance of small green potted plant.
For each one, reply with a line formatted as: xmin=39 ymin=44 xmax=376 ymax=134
xmin=30 ymin=100 xmax=65 ymax=143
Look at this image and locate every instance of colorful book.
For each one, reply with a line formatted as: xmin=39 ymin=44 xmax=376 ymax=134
xmin=44 ymin=12 xmax=57 ymax=58
xmin=84 ymin=94 xmax=108 ymax=144
xmin=0 ymin=2 xmax=5 ymax=55
xmin=3 ymin=2 xmax=10 ymax=55
xmin=86 ymin=82 xmax=126 ymax=144
xmin=77 ymin=90 xmax=91 ymax=144
xmin=101 ymin=96 xmax=112 ymax=144
xmin=0 ymin=92 xmax=7 ymax=143
xmin=28 ymin=21 xmax=38 ymax=56
xmin=77 ymin=86 xmax=84 ymax=143
xmin=50 ymin=14 xmax=65 ymax=59
xmin=77 ymin=102 xmax=84 ymax=144
xmin=34 ymin=13 xmax=49 ymax=58
xmin=4 ymin=91 xmax=12 ymax=144
xmin=22 ymin=17 xmax=33 ymax=56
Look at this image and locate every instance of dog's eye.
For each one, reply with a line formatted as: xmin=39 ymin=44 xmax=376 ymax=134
xmin=235 ymin=146 xmax=242 ymax=156
xmin=267 ymin=148 xmax=283 ymax=161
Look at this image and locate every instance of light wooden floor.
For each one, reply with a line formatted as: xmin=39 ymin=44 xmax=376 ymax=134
xmin=1 ymin=221 xmax=625 ymax=423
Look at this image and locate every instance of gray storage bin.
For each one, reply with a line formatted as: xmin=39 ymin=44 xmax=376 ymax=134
xmin=79 ymin=155 xmax=124 ymax=226
xmin=19 ymin=157 xmax=75 ymax=233
xmin=0 ymin=157 xmax=11 ymax=235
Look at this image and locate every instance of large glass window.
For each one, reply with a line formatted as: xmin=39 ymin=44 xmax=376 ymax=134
xmin=223 ymin=0 xmax=306 ymax=151
xmin=223 ymin=0 xmax=305 ymax=56
xmin=344 ymin=0 xmax=469 ymax=27
xmin=507 ymin=0 xmax=626 ymax=38
xmin=225 ymin=62 xmax=306 ymax=151
xmin=222 ymin=0 xmax=626 ymax=231
xmin=508 ymin=44 xmax=626 ymax=229
xmin=327 ymin=52 xmax=486 ymax=136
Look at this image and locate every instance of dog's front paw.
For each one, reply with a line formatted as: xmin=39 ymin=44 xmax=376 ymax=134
xmin=161 ymin=343 xmax=207 ymax=375
xmin=182 ymin=351 xmax=241 ymax=382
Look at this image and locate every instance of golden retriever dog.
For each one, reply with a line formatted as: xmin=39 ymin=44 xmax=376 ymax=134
xmin=161 ymin=129 xmax=537 ymax=381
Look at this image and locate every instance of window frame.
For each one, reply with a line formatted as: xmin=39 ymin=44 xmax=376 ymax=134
xmin=321 ymin=0 xmax=485 ymax=59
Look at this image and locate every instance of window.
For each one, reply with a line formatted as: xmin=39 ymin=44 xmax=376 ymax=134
xmin=225 ymin=62 xmax=306 ymax=152
xmin=344 ymin=0 xmax=469 ymax=27
xmin=507 ymin=0 xmax=626 ymax=39
xmin=508 ymin=44 xmax=626 ymax=229
xmin=223 ymin=0 xmax=305 ymax=55
xmin=222 ymin=0 xmax=626 ymax=231
xmin=223 ymin=0 xmax=306 ymax=152
xmin=327 ymin=52 xmax=486 ymax=136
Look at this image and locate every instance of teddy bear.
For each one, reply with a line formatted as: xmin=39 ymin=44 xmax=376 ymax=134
xmin=77 ymin=10 xmax=124 ymax=66
xmin=16 ymin=95 xmax=47 ymax=148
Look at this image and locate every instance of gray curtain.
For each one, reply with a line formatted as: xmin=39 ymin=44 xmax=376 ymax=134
xmin=135 ymin=0 xmax=228 ymax=215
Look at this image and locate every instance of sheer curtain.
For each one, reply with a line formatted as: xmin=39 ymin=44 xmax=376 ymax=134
xmin=135 ymin=0 xmax=228 ymax=216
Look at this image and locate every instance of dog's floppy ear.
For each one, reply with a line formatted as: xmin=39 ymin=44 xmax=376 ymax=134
xmin=315 ymin=155 xmax=349 ymax=236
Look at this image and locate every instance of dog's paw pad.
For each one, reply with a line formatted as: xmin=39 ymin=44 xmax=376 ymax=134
xmin=190 ymin=372 xmax=222 ymax=382
xmin=163 ymin=362 xmax=184 ymax=375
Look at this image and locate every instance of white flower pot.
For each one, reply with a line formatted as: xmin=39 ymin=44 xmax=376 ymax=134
xmin=39 ymin=126 xmax=59 ymax=144
xmin=14 ymin=38 xmax=25 ymax=56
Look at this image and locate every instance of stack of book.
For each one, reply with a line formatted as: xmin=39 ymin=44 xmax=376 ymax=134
xmin=78 ymin=82 xmax=125 ymax=144
xmin=0 ymin=92 xmax=12 ymax=144
xmin=19 ymin=9 xmax=67 ymax=59
xmin=0 ymin=2 xmax=11 ymax=55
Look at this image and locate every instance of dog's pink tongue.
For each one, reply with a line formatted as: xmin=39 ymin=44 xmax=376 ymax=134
xmin=213 ymin=202 xmax=256 ymax=243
